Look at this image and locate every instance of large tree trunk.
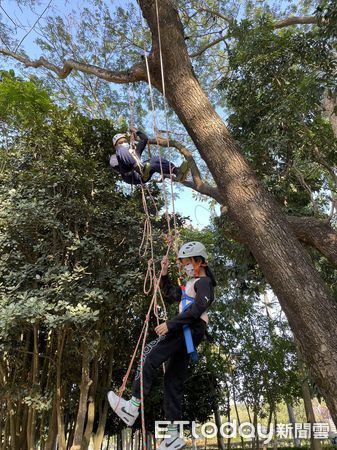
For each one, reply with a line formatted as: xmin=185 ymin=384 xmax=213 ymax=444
xmin=139 ymin=0 xmax=337 ymax=425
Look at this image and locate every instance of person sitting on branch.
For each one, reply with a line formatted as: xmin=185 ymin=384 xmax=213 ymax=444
xmin=109 ymin=127 xmax=189 ymax=185
xmin=107 ymin=241 xmax=217 ymax=450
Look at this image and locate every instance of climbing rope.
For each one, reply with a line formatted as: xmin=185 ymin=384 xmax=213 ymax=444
xmin=114 ymin=3 xmax=183 ymax=447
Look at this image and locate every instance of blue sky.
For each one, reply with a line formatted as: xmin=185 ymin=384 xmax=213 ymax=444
xmin=1 ymin=0 xmax=222 ymax=228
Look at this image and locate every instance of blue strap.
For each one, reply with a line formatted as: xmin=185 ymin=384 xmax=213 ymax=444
xmin=181 ymin=289 xmax=198 ymax=362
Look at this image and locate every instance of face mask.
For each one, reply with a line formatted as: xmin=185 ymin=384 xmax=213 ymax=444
xmin=116 ymin=143 xmax=129 ymax=152
xmin=184 ymin=263 xmax=195 ymax=278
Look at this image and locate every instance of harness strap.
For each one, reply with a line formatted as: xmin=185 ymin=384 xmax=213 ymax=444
xmin=181 ymin=286 xmax=198 ymax=362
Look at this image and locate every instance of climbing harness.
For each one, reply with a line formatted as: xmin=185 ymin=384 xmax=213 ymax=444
xmin=180 ymin=285 xmax=198 ymax=362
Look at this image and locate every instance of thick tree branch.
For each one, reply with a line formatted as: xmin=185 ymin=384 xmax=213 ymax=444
xmin=273 ymin=15 xmax=318 ymax=29
xmin=286 ymin=216 xmax=337 ymax=267
xmin=180 ymin=178 xmax=222 ymax=202
xmin=0 ymin=48 xmax=147 ymax=83
xmin=160 ymin=174 xmax=222 ymax=202
xmin=220 ymin=211 xmax=337 ymax=268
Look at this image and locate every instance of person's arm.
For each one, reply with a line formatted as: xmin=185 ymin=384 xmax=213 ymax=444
xmin=160 ymin=274 xmax=182 ymax=304
xmin=166 ymin=277 xmax=214 ymax=331
xmin=109 ymin=154 xmax=121 ymax=173
xmin=159 ymin=255 xmax=181 ymax=304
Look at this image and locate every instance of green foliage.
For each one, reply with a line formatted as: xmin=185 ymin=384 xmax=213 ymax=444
xmin=219 ymin=16 xmax=337 ymax=217
xmin=0 ymin=73 xmax=175 ymax=440
xmin=317 ymin=0 xmax=337 ymax=39
xmin=0 ymin=70 xmax=54 ymax=130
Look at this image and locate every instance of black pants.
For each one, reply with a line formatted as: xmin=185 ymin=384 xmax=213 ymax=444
xmin=131 ymin=319 xmax=206 ymax=421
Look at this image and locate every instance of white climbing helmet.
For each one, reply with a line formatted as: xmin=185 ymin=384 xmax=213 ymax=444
xmin=178 ymin=241 xmax=208 ymax=260
xmin=113 ymin=133 xmax=127 ymax=147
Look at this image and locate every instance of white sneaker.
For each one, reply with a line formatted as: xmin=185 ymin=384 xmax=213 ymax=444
xmin=158 ymin=432 xmax=186 ymax=449
xmin=107 ymin=391 xmax=139 ymax=426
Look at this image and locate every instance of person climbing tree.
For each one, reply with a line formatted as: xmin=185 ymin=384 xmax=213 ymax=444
xmin=107 ymin=241 xmax=217 ymax=450
xmin=109 ymin=126 xmax=190 ymax=184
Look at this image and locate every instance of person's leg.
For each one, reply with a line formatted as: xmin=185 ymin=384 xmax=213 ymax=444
xmin=131 ymin=332 xmax=185 ymax=400
xmin=122 ymin=172 xmax=143 ymax=185
xmin=146 ymin=156 xmax=189 ymax=182
xmin=163 ymin=348 xmax=190 ymax=422
xmin=146 ymin=156 xmax=176 ymax=177
xmin=162 ymin=323 xmax=206 ymax=420
xmin=158 ymin=324 xmax=206 ymax=449
xmin=157 ymin=348 xmax=189 ymax=450
xmin=108 ymin=332 xmax=184 ymax=427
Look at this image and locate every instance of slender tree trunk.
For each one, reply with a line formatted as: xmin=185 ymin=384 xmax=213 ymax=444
xmin=295 ymin=338 xmax=322 ymax=450
xmin=4 ymin=418 xmax=9 ymax=450
xmin=93 ymin=352 xmax=114 ymax=450
xmin=82 ymin=358 xmax=98 ymax=450
xmin=8 ymin=401 xmax=16 ymax=450
xmin=214 ymin=401 xmax=226 ymax=450
xmin=82 ymin=395 xmax=95 ymax=450
xmin=287 ymin=403 xmax=301 ymax=447
xmin=262 ymin=409 xmax=272 ymax=450
xmin=0 ymin=413 xmax=3 ymax=450
xmin=244 ymin=401 xmax=252 ymax=423
xmin=273 ymin=412 xmax=278 ymax=450
xmin=0 ymin=416 xmax=3 ymax=450
xmin=227 ymin=388 xmax=231 ymax=450
xmin=302 ymin=380 xmax=322 ymax=450
xmin=27 ymin=323 xmax=39 ymax=450
xmin=56 ymin=331 xmax=67 ymax=450
xmin=16 ymin=330 xmax=31 ymax=450
xmin=233 ymin=386 xmax=245 ymax=448
xmin=252 ymin=406 xmax=259 ymax=450
xmin=67 ymin=420 xmax=76 ymax=450
xmin=45 ymin=398 xmax=58 ymax=450
xmin=117 ymin=431 xmax=122 ymax=450
xmin=40 ymin=331 xmax=55 ymax=450
xmin=71 ymin=342 xmax=92 ymax=450
xmin=139 ymin=0 xmax=337 ymax=424
xmin=18 ymin=403 xmax=28 ymax=450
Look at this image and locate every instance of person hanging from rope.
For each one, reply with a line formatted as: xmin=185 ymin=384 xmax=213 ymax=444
xmin=107 ymin=241 xmax=217 ymax=450
xmin=109 ymin=127 xmax=190 ymax=185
